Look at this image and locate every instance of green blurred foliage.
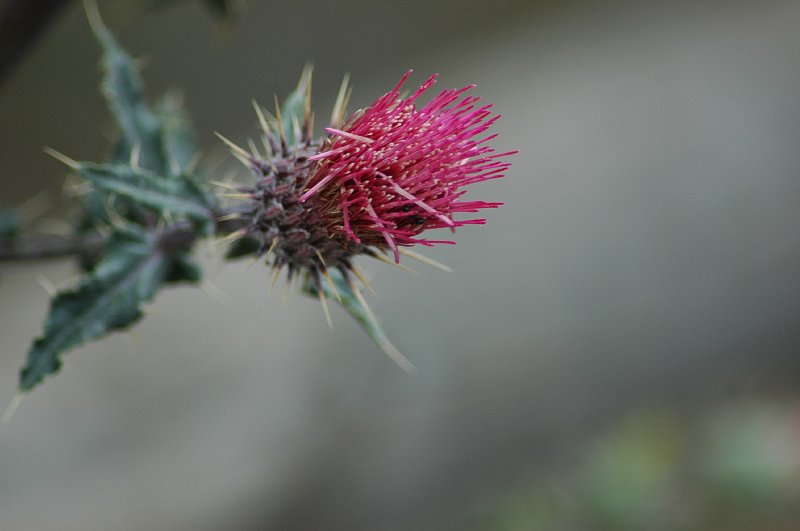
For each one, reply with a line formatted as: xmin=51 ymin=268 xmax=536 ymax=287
xmin=459 ymin=400 xmax=800 ymax=531
xmin=20 ymin=13 xmax=212 ymax=392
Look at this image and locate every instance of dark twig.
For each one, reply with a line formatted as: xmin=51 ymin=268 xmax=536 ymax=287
xmin=0 ymin=0 xmax=74 ymax=87
xmin=0 ymin=232 xmax=102 ymax=261
xmin=0 ymin=207 xmax=250 ymax=262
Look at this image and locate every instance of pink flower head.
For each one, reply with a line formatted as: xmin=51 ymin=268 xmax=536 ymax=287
xmin=228 ymin=71 xmax=513 ymax=284
xmin=302 ymin=71 xmax=514 ymax=262
xmin=221 ymin=70 xmax=514 ymax=366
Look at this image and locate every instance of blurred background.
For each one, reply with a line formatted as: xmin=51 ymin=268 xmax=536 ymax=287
xmin=2 ymin=0 xmax=800 ymax=529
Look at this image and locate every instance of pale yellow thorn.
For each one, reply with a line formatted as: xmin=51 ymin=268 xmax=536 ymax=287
xmin=162 ymin=211 xmax=176 ymax=227
xmin=318 ymin=287 xmax=333 ymax=329
xmin=269 ymin=266 xmax=282 ymax=293
xmin=308 ymin=112 xmax=316 ymax=141
xmin=372 ymin=252 xmax=417 ymax=274
xmin=225 ymin=228 xmax=249 ymax=241
xmin=304 ymin=70 xmax=313 ymax=108
xmin=273 ymin=95 xmax=286 ymax=142
xmin=42 ymin=147 xmax=79 ymax=169
xmin=322 ymin=268 xmax=341 ymax=303
xmin=326 ymin=128 xmax=373 ymax=144
xmin=186 ymin=152 xmax=202 ymax=174
xmin=96 ymin=224 xmax=111 ymax=238
xmin=214 ymin=132 xmax=251 ymax=160
xmin=1 ymin=393 xmax=24 ymax=427
xmin=266 ymin=237 xmax=279 ymax=256
xmin=352 ymin=264 xmax=376 ymax=295
xmin=229 ymin=150 xmax=253 ymax=168
xmin=103 ymin=197 xmax=126 ymax=229
xmin=342 ymin=87 xmax=353 ymax=122
xmin=293 ymin=65 xmax=313 ymax=123
xmin=63 ymin=173 xmax=93 ymax=196
xmin=252 ymin=100 xmax=272 ymax=135
xmin=64 ymin=181 xmax=93 ymax=197
xmin=169 ymin=157 xmax=181 ymax=177
xmin=65 ymin=182 xmax=93 ymax=196
xmin=398 ymin=248 xmax=453 ymax=273
xmin=261 ymin=136 xmax=274 ymax=159
xmin=36 ymin=276 xmax=58 ymax=297
xmin=247 ymin=138 xmax=261 ymax=159
xmin=213 ymin=228 xmax=248 ymax=246
xmin=130 ymin=142 xmax=142 ymax=170
xmin=218 ymin=193 xmax=252 ymax=200
xmin=313 ymin=255 xmax=341 ymax=304
xmin=257 ymin=105 xmax=278 ymax=124
xmin=330 ymin=73 xmax=351 ymax=127
xmin=201 ymin=279 xmax=234 ymax=305
xmin=298 ymin=63 xmax=314 ymax=93
xmin=209 ymin=180 xmax=239 ymax=190
xmin=303 ymin=72 xmax=312 ymax=133
xmin=352 ymin=286 xmax=416 ymax=373
xmin=216 ymin=212 xmax=243 ymax=222
xmin=291 ymin=114 xmax=302 ymax=146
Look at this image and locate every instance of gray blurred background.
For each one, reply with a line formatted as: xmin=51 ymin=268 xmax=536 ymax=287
xmin=2 ymin=0 xmax=800 ymax=529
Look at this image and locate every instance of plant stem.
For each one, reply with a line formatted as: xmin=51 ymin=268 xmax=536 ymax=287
xmin=0 ymin=232 xmax=102 ymax=261
xmin=0 ymin=207 xmax=250 ymax=262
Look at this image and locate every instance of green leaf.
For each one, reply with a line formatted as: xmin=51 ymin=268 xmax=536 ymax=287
xmin=92 ymin=18 xmax=169 ymax=176
xmin=20 ymin=228 xmax=173 ymax=391
xmin=18 ymin=10 xmax=212 ymax=393
xmin=156 ymin=93 xmax=199 ymax=177
xmin=281 ymin=64 xmax=313 ymax=146
xmin=0 ymin=209 xmax=21 ymax=241
xmin=304 ymin=269 xmax=416 ymax=373
xmin=77 ymin=163 xmax=216 ymax=234
xmin=76 ymin=14 xmax=210 ymax=253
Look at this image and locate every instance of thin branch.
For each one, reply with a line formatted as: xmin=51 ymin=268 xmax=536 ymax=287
xmin=0 ymin=0 xmax=74 ymax=88
xmin=0 ymin=207 xmax=250 ymax=262
xmin=0 ymin=232 xmax=102 ymax=261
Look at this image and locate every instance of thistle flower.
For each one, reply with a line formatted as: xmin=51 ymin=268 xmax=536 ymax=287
xmin=223 ymin=70 xmax=514 ymax=293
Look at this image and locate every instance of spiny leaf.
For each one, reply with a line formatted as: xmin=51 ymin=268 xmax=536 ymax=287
xmin=281 ymin=64 xmax=313 ymax=146
xmin=19 ymin=10 xmax=211 ymax=393
xmin=78 ymin=12 xmax=209 ymax=251
xmin=305 ymin=269 xmax=416 ymax=373
xmin=77 ymin=163 xmax=216 ymax=234
xmin=91 ymin=13 xmax=168 ymax=176
xmin=20 ymin=228 xmax=172 ymax=391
